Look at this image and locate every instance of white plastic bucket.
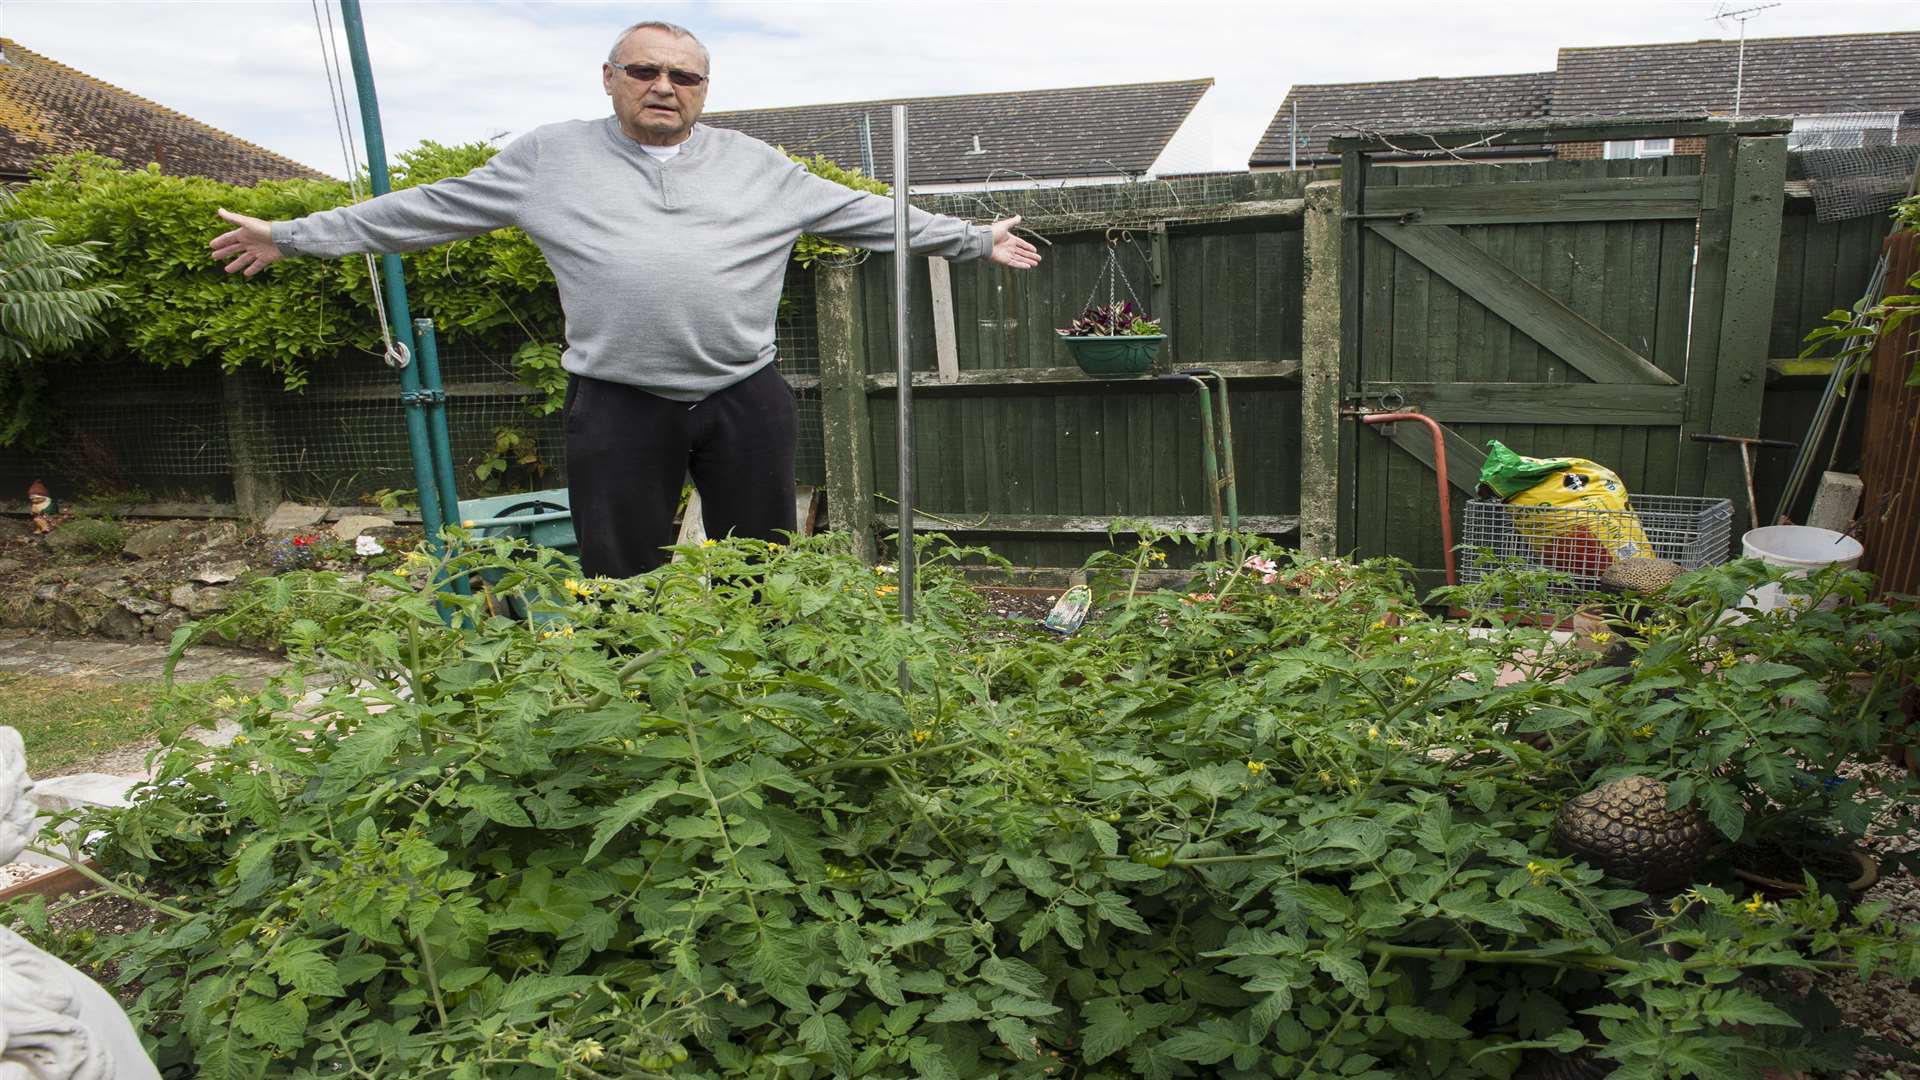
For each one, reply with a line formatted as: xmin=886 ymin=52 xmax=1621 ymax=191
xmin=1740 ymin=525 xmax=1864 ymax=611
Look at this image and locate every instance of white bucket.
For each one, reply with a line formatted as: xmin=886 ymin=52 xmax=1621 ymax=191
xmin=1740 ymin=525 xmax=1864 ymax=611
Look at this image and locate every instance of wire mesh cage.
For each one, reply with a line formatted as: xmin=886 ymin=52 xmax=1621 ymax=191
xmin=1458 ymin=494 xmax=1734 ymax=595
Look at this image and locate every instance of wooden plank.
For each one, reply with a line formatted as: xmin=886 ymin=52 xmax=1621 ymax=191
xmin=1365 ymin=175 xmax=1702 ymax=225
xmin=927 ymin=257 xmax=959 ymax=383
xmin=1337 ymin=151 xmax=1366 ymax=554
xmin=1158 ymin=223 xmax=1182 ymax=367
xmin=1677 ymin=133 xmax=1737 ymax=496
xmin=1705 ymin=134 xmax=1789 ymax=503
xmin=875 ymin=511 xmax=1299 ymax=535
xmin=1328 ymin=116 xmax=1790 ymax=152
xmin=1355 ymin=163 xmax=1396 ymax=561
xmin=1358 ymin=382 xmax=1685 ymax=425
xmin=1368 ymin=417 xmax=1486 ymax=495
xmin=862 ymin=360 xmax=1299 ymax=392
xmin=1369 ymin=222 xmax=1678 ymax=386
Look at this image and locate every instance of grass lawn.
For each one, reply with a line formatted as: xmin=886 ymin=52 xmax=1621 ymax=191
xmin=0 ymin=672 xmax=184 ymax=776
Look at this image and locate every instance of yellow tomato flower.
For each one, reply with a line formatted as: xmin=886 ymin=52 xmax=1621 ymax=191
xmin=1591 ymin=631 xmax=1614 ymax=644
xmin=1246 ymin=760 xmax=1266 ymax=774
xmin=572 ymin=1040 xmax=606 ymax=1064
xmin=1743 ymin=893 xmax=1767 ymax=913
xmin=1366 ymin=726 xmax=1379 ymax=740
xmin=912 ymin=729 xmax=931 ymax=744
xmin=701 ymin=538 xmax=718 ymax=548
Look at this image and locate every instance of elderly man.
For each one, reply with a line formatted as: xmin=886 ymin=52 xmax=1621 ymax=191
xmin=211 ymin=20 xmax=1039 ymax=577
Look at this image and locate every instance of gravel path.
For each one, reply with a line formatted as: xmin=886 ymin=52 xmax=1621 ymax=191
xmin=1805 ymin=760 xmax=1920 ymax=1079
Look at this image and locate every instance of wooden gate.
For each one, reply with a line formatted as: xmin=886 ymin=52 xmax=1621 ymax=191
xmin=1317 ymin=120 xmax=1789 ymax=585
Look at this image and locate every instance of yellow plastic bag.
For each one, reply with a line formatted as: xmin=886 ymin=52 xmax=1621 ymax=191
xmin=1480 ymin=441 xmax=1652 ymax=577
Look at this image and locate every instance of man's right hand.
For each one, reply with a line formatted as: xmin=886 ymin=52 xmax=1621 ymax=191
xmin=210 ymin=208 xmax=283 ymax=276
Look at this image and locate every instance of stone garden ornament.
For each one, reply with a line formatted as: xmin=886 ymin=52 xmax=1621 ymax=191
xmin=0 ymin=726 xmax=160 ymax=1080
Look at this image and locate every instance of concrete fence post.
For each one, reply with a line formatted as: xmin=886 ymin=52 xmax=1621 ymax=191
xmin=1298 ymin=179 xmax=1344 ymax=558
xmin=815 ymin=264 xmax=875 ymax=563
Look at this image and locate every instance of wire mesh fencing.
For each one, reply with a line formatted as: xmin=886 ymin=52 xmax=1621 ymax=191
xmin=1458 ymin=494 xmax=1734 ymax=596
xmin=4 ymin=268 xmax=828 ymax=505
xmin=1787 ymin=129 xmax=1920 ymax=223
xmin=912 ymin=170 xmax=1315 ymax=236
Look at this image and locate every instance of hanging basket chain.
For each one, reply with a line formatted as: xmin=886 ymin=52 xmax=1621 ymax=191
xmin=1077 ymin=229 xmax=1151 ymax=335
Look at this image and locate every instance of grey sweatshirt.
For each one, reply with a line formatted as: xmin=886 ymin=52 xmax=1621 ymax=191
xmin=273 ymin=118 xmax=993 ymax=400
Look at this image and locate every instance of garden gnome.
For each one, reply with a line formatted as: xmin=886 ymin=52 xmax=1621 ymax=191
xmin=0 ymin=726 xmax=161 ymax=1079
xmin=26 ymin=481 xmax=59 ymax=536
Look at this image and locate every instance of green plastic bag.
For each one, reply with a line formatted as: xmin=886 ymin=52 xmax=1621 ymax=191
xmin=1477 ymin=440 xmax=1576 ymax=500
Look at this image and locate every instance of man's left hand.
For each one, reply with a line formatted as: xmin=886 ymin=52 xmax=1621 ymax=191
xmin=988 ymin=216 xmax=1041 ymax=270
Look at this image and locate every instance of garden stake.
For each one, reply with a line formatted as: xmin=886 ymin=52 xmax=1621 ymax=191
xmin=1688 ymin=432 xmax=1796 ymax=532
xmin=1159 ymin=368 xmax=1240 ymax=562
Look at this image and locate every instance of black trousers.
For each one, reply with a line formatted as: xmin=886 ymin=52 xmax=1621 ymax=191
xmin=563 ymin=363 xmax=797 ymax=578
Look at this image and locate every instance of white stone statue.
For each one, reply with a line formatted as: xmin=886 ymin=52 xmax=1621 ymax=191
xmin=0 ymin=726 xmax=160 ymax=1080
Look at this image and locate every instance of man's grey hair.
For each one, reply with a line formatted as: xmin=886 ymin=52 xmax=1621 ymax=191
xmin=608 ymin=20 xmax=710 ymax=72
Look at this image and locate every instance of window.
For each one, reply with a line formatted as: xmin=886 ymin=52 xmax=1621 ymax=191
xmin=1604 ymin=138 xmax=1674 ymax=159
xmin=1789 ymin=112 xmax=1900 ymax=151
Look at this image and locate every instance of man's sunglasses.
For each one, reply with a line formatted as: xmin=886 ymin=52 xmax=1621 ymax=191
xmin=609 ymin=62 xmax=708 ymax=88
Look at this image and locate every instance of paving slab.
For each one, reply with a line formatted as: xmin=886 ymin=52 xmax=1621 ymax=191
xmin=0 ymin=629 xmax=285 ymax=685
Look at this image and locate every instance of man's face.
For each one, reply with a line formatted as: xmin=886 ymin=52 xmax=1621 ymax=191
xmin=603 ymin=28 xmax=709 ymax=146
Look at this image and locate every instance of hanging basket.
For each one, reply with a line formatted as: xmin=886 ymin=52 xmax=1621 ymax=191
xmin=1059 ymin=333 xmax=1166 ymax=376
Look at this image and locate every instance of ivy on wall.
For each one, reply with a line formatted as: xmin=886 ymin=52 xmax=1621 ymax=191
xmin=0 ymin=141 xmax=888 ymax=445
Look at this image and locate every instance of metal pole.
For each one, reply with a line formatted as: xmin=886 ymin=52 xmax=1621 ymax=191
xmin=893 ymin=105 xmax=914 ymax=639
xmin=1735 ymin=19 xmax=1746 ymax=118
xmin=338 ymin=0 xmax=443 ymax=551
xmin=412 ymin=319 xmax=470 ymax=595
xmin=1290 ymin=99 xmax=1298 ymax=171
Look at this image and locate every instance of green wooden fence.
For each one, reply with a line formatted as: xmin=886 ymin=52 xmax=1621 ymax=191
xmin=807 ymin=118 xmax=1890 ymax=581
xmin=815 ymin=171 xmax=1326 ymax=569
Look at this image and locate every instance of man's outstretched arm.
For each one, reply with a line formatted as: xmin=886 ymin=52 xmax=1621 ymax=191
xmin=786 ymin=165 xmax=1040 ymax=270
xmin=209 ymin=134 xmax=541 ymax=275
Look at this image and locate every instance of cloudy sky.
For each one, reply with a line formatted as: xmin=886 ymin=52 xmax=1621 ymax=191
xmin=3 ymin=0 xmax=1914 ymax=179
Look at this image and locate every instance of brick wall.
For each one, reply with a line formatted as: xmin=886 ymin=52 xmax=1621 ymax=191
xmin=1559 ymin=135 xmax=1708 ymax=161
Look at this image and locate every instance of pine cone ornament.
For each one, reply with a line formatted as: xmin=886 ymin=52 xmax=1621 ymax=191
xmin=1552 ymin=775 xmax=1709 ymax=891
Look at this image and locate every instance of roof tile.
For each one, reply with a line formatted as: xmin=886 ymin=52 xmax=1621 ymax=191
xmin=705 ymin=79 xmax=1212 ymax=184
xmin=0 ymin=38 xmax=327 ymax=184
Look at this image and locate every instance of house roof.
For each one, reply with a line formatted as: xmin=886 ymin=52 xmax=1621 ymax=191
xmin=0 ymin=39 xmax=327 ymax=184
xmin=1553 ymin=31 xmax=1920 ymax=117
xmin=1250 ymin=72 xmax=1553 ymax=166
xmin=703 ymin=79 xmax=1212 ymax=185
xmin=1252 ymin=30 xmax=1920 ymax=168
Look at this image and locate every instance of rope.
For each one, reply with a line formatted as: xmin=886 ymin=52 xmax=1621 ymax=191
xmin=311 ymin=0 xmax=409 ymax=369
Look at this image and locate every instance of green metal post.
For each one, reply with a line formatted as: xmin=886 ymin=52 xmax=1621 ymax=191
xmin=1188 ymin=377 xmax=1225 ymax=558
xmin=338 ymin=0 xmax=444 ymax=551
xmin=1198 ymin=369 xmax=1240 ymax=558
xmin=412 ymin=319 xmax=469 ymax=595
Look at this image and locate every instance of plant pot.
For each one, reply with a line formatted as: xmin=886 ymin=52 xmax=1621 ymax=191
xmin=0 ymin=860 xmax=101 ymax=904
xmin=1058 ymin=333 xmax=1165 ymax=376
